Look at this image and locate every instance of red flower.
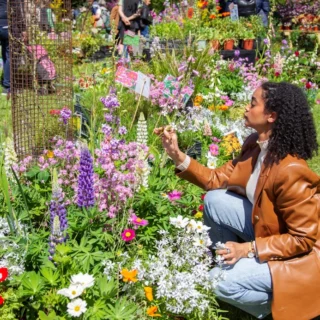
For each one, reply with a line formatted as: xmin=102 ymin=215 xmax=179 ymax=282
xmin=198 ymin=204 xmax=204 ymax=211
xmin=49 ymin=109 xmax=61 ymax=116
xmin=187 ymin=7 xmax=194 ymax=19
xmin=274 ymin=72 xmax=280 ymax=77
xmin=0 ymin=268 xmax=8 ymax=282
xmin=294 ymin=51 xmax=299 ymax=57
xmin=305 ymin=82 xmax=312 ymax=89
xmin=201 ymin=194 xmax=205 ymax=201
xmin=0 ymin=296 xmax=4 ymax=305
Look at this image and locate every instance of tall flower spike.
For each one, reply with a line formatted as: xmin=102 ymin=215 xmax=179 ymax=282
xmin=3 ymin=137 xmax=18 ymax=180
xmin=137 ymin=112 xmax=148 ymax=145
xmin=49 ymin=169 xmax=67 ymax=260
xmin=77 ymin=148 xmax=95 ymax=208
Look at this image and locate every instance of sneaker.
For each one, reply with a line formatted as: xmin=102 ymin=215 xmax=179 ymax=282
xmin=1 ymin=87 xmax=10 ymax=95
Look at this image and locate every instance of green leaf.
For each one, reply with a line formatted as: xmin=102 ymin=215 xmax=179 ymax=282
xmin=38 ymin=170 xmax=50 ymax=182
xmin=40 ymin=267 xmax=60 ymax=286
xmin=105 ymin=298 xmax=138 ymax=320
xmin=21 ymin=271 xmax=45 ymax=296
xmin=25 ymin=166 xmax=41 ymax=178
xmin=38 ymin=310 xmax=65 ymax=320
xmin=98 ymin=276 xmax=117 ymax=299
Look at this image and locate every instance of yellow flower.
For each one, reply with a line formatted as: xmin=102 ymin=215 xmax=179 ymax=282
xmin=144 ymin=287 xmax=154 ymax=301
xmin=208 ymin=105 xmax=215 ymax=111
xmin=46 ymin=150 xmax=54 ymax=158
xmin=194 ymin=211 xmax=203 ymax=219
xmin=147 ymin=306 xmax=161 ymax=317
xmin=120 ymin=269 xmax=138 ymax=283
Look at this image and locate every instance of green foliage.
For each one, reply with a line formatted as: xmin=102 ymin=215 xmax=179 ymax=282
xmin=104 ymin=298 xmax=138 ymax=320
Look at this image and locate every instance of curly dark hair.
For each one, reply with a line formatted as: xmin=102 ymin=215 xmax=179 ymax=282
xmin=261 ymin=81 xmax=318 ymax=164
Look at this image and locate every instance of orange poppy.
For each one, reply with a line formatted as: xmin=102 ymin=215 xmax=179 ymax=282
xmin=146 ymin=306 xmax=161 ymax=317
xmin=120 ymin=269 xmax=138 ymax=282
xmin=144 ymin=287 xmax=154 ymax=301
xmin=222 ymin=12 xmax=230 ymax=16
xmin=210 ymin=14 xmax=216 ymax=19
xmin=216 ymin=5 xmax=222 ymax=10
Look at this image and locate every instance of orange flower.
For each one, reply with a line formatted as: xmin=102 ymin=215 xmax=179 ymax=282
xmin=210 ymin=14 xmax=216 ymax=19
xmin=222 ymin=12 xmax=230 ymax=16
xmin=147 ymin=306 xmax=161 ymax=317
xmin=193 ymin=95 xmax=204 ymax=107
xmin=187 ymin=7 xmax=194 ymax=19
xmin=219 ymin=105 xmax=229 ymax=111
xmin=46 ymin=150 xmax=54 ymax=158
xmin=120 ymin=269 xmax=138 ymax=283
xmin=208 ymin=105 xmax=215 ymax=111
xmin=216 ymin=5 xmax=222 ymax=10
xmin=144 ymin=287 xmax=154 ymax=301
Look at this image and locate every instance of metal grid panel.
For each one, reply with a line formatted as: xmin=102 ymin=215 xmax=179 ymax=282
xmin=8 ymin=0 xmax=73 ymax=159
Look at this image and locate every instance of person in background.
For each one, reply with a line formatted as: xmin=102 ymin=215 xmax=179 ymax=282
xmin=39 ymin=0 xmax=55 ymax=33
xmin=140 ymin=0 xmax=151 ymax=38
xmin=117 ymin=0 xmax=140 ymax=55
xmin=256 ymin=0 xmax=270 ymax=26
xmin=0 ymin=0 xmax=10 ymax=95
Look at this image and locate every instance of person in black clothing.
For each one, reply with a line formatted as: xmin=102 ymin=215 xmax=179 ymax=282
xmin=117 ymin=0 xmax=140 ymax=54
xmin=0 ymin=0 xmax=10 ymax=95
xmin=140 ymin=0 xmax=151 ymax=38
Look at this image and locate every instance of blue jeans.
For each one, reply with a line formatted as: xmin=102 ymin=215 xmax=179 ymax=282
xmin=256 ymin=0 xmax=270 ymax=26
xmin=204 ymin=189 xmax=272 ymax=319
xmin=0 ymin=26 xmax=10 ymax=89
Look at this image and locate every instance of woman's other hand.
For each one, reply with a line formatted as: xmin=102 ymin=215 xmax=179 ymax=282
xmin=216 ymin=241 xmax=248 ymax=265
xmin=154 ymin=126 xmax=186 ymax=166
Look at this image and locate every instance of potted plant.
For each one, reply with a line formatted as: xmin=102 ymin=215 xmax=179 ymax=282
xmin=222 ymin=31 xmax=237 ymax=50
xmin=210 ymin=29 xmax=223 ymax=50
xmin=241 ymin=29 xmax=255 ymax=50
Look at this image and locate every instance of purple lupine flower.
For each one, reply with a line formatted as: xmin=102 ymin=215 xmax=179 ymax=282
xmin=100 ymin=94 xmax=120 ymax=110
xmin=118 ymin=126 xmax=127 ymax=135
xmin=60 ymin=107 xmax=72 ymax=125
xmin=49 ymin=184 xmax=67 ymax=260
xmin=77 ymin=148 xmax=95 ymax=208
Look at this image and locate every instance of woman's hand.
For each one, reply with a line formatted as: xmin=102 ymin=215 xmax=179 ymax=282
xmin=122 ymin=16 xmax=130 ymax=25
xmin=154 ymin=126 xmax=186 ymax=165
xmin=216 ymin=241 xmax=248 ymax=265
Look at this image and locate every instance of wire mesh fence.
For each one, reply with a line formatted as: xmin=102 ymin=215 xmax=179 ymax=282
xmin=8 ymin=0 xmax=73 ymax=159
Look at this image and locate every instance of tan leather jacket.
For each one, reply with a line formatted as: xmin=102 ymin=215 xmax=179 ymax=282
xmin=177 ymin=133 xmax=320 ymax=320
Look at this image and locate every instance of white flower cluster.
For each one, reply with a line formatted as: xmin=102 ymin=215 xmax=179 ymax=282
xmin=0 ymin=218 xmax=26 ymax=277
xmin=133 ymin=215 xmax=216 ymax=316
xmin=3 ymin=137 xmax=18 ymax=181
xmin=57 ymin=273 xmax=94 ymax=317
xmin=136 ymin=112 xmax=148 ymax=145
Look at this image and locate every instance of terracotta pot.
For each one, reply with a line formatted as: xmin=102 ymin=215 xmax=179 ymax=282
xmin=313 ymin=26 xmax=319 ymax=31
xmin=284 ymin=26 xmax=291 ymax=30
xmin=243 ymin=39 xmax=254 ymax=50
xmin=211 ymin=39 xmax=220 ymax=50
xmin=224 ymin=39 xmax=234 ymax=50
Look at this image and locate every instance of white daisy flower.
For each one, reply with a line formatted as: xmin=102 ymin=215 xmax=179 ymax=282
xmin=193 ymin=236 xmax=206 ymax=247
xmin=70 ymin=273 xmax=95 ymax=289
xmin=57 ymin=284 xmax=85 ymax=299
xmin=195 ymin=221 xmax=211 ymax=233
xmin=67 ymin=298 xmax=87 ymax=317
xmin=186 ymin=219 xmax=197 ymax=233
xmin=170 ymin=215 xmax=189 ymax=229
